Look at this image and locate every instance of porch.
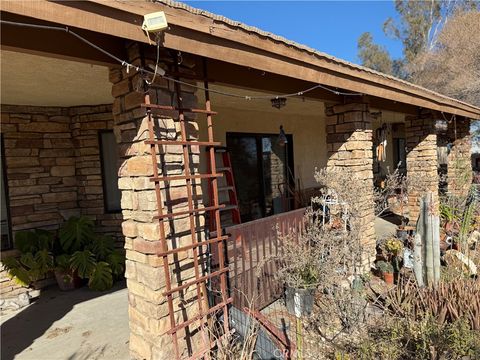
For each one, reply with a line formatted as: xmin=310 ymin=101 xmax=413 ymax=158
xmin=1 ymin=2 xmax=478 ymax=359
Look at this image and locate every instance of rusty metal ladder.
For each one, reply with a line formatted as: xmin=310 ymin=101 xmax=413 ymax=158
xmin=143 ymin=57 xmax=231 ymax=359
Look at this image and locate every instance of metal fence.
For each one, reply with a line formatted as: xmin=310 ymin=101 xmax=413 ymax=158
xmin=212 ymin=208 xmax=307 ymax=310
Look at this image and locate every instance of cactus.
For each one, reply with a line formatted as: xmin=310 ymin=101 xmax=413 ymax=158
xmin=413 ymin=192 xmax=441 ymax=287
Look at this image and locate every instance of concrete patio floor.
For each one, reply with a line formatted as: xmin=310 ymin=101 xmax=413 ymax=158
xmin=1 ymin=281 xmax=129 ymax=360
xmin=374 ymin=216 xmax=399 ymax=238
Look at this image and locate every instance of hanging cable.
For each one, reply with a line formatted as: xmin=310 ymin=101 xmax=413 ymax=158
xmin=0 ymin=19 xmax=364 ymax=99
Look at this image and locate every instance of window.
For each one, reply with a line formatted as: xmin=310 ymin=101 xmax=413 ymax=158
xmin=226 ymin=132 xmax=294 ymax=222
xmin=393 ymin=138 xmax=407 ymax=173
xmin=99 ymin=131 xmax=122 ymax=213
xmin=1 ymin=135 xmax=12 ymax=250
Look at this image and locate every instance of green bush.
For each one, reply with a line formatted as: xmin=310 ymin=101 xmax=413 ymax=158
xmin=58 ymin=216 xmax=124 ymax=291
xmin=2 ymin=230 xmax=54 ymax=286
xmin=3 ymin=216 xmax=125 ymax=291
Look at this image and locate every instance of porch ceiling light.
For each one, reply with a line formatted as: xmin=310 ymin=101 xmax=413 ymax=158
xmin=434 ymin=118 xmax=448 ymax=134
xmin=271 ymin=97 xmax=287 ymax=109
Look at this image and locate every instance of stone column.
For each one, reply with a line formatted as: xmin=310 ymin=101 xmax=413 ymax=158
xmin=325 ymin=102 xmax=376 ymax=269
xmin=405 ymin=113 xmax=439 ymax=223
xmin=446 ymin=117 xmax=472 ymax=195
xmin=111 ymin=43 xmax=206 ymax=360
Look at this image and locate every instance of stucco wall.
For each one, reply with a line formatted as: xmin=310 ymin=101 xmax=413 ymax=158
xmin=198 ymin=103 xmax=328 ymax=190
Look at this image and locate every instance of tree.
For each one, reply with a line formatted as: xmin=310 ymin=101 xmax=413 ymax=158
xmin=357 ymin=0 xmax=478 ymax=79
xmin=409 ymin=10 xmax=480 ymax=107
xmin=357 ymin=32 xmax=393 ymax=74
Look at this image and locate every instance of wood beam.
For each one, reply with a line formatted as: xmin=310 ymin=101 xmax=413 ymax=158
xmin=1 ymin=0 xmax=479 ymax=118
xmin=0 ymin=13 xmax=124 ymax=66
xmin=205 ymin=59 xmax=341 ymax=104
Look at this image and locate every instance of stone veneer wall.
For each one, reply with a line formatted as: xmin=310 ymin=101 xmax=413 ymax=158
xmin=325 ymin=102 xmax=376 ymax=268
xmin=405 ymin=113 xmax=439 ymax=223
xmin=71 ymin=106 xmax=123 ymax=238
xmin=446 ymin=117 xmax=472 ymax=195
xmin=111 ymin=43 xmax=206 ymax=360
xmin=0 ymin=104 xmax=122 ymax=302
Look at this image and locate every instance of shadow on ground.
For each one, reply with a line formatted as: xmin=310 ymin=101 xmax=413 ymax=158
xmin=1 ymin=281 xmax=127 ymax=360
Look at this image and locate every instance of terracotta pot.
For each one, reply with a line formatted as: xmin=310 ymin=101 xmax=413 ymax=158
xmin=54 ymin=270 xmax=83 ymax=291
xmin=382 ymin=272 xmax=394 ymax=285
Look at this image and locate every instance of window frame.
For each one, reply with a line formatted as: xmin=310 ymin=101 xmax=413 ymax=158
xmin=98 ymin=130 xmax=122 ymax=214
xmin=226 ymin=131 xmax=295 ymax=219
xmin=1 ymin=134 xmax=13 ymax=250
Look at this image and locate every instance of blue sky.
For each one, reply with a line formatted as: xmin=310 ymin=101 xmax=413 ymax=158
xmin=183 ymin=1 xmax=403 ymax=65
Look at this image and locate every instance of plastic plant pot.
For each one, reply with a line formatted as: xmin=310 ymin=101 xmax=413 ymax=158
xmin=285 ymin=287 xmax=316 ymax=317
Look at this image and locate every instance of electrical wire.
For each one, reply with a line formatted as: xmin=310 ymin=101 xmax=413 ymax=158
xmin=0 ymin=19 xmax=364 ymax=99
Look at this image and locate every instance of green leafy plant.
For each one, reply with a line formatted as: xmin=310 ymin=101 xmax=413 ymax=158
xmin=14 ymin=229 xmax=54 ymax=254
xmin=88 ymin=262 xmax=113 ymax=291
xmin=53 ymin=216 xmax=125 ymax=291
xmin=70 ymin=250 xmax=96 ymax=278
xmin=88 ymin=235 xmax=114 ymax=260
xmin=2 ymin=230 xmax=54 ymax=286
xmin=59 ymin=216 xmax=95 ymax=253
xmin=107 ymin=250 xmax=126 ymax=279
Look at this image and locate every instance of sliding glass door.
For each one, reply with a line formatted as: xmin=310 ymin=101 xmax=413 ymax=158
xmin=226 ymin=133 xmax=293 ymax=222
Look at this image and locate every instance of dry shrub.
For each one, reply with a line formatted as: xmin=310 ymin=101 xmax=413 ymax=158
xmin=375 ymin=277 xmax=480 ymax=330
xmin=213 ymin=293 xmax=259 ymax=360
xmin=274 ymin=208 xmax=360 ymax=290
xmin=373 ymin=167 xmax=408 ymax=217
xmin=215 ymin=323 xmax=258 ymax=360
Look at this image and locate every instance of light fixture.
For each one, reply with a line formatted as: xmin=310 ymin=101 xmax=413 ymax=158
xmin=271 ymin=97 xmax=287 ymax=109
xmin=278 ymin=125 xmax=288 ymax=147
xmin=142 ymin=11 xmax=168 ymax=33
xmin=434 ymin=118 xmax=448 ymax=133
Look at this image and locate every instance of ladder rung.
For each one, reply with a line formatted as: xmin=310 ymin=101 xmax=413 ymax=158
xmin=163 ymin=268 xmax=229 ymax=297
xmin=145 ymin=140 xmax=222 ymax=147
xmin=167 ymin=297 xmax=233 ymax=335
xmin=150 ymin=173 xmax=223 ymax=182
xmin=154 ymin=205 xmax=225 ymax=219
xmin=220 ymin=204 xmax=239 ymax=212
xmin=141 ymin=103 xmax=217 ymax=115
xmin=156 ymin=235 xmax=229 ymax=256
xmin=216 ymin=167 xmax=231 ymax=172
xmin=218 ymin=186 xmax=234 ymax=192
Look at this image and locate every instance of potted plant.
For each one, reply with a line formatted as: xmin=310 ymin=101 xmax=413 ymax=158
xmin=2 ymin=229 xmax=54 ymax=289
xmin=384 ymin=237 xmax=403 ymax=280
xmin=284 ymin=264 xmax=319 ymax=317
xmin=53 ymin=254 xmax=83 ymax=291
xmin=56 ymin=216 xmax=125 ymax=291
xmin=376 ymin=261 xmax=394 ymax=285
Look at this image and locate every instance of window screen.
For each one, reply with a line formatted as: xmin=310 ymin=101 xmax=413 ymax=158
xmin=99 ymin=131 xmax=122 ymax=213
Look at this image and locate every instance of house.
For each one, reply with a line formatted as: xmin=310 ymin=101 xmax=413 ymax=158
xmin=1 ymin=1 xmax=479 ymax=359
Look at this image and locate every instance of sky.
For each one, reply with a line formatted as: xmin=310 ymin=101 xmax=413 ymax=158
xmin=183 ymin=1 xmax=404 ymax=65
xmin=183 ymin=1 xmax=479 ymax=152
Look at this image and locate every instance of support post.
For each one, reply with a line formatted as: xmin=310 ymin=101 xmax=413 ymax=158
xmin=325 ymin=102 xmax=376 ymax=269
xmin=405 ymin=112 xmax=439 ymax=225
xmin=110 ymin=42 xmax=206 ymax=360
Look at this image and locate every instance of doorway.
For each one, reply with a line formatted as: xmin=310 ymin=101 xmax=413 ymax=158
xmin=226 ymin=132 xmax=294 ymax=222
